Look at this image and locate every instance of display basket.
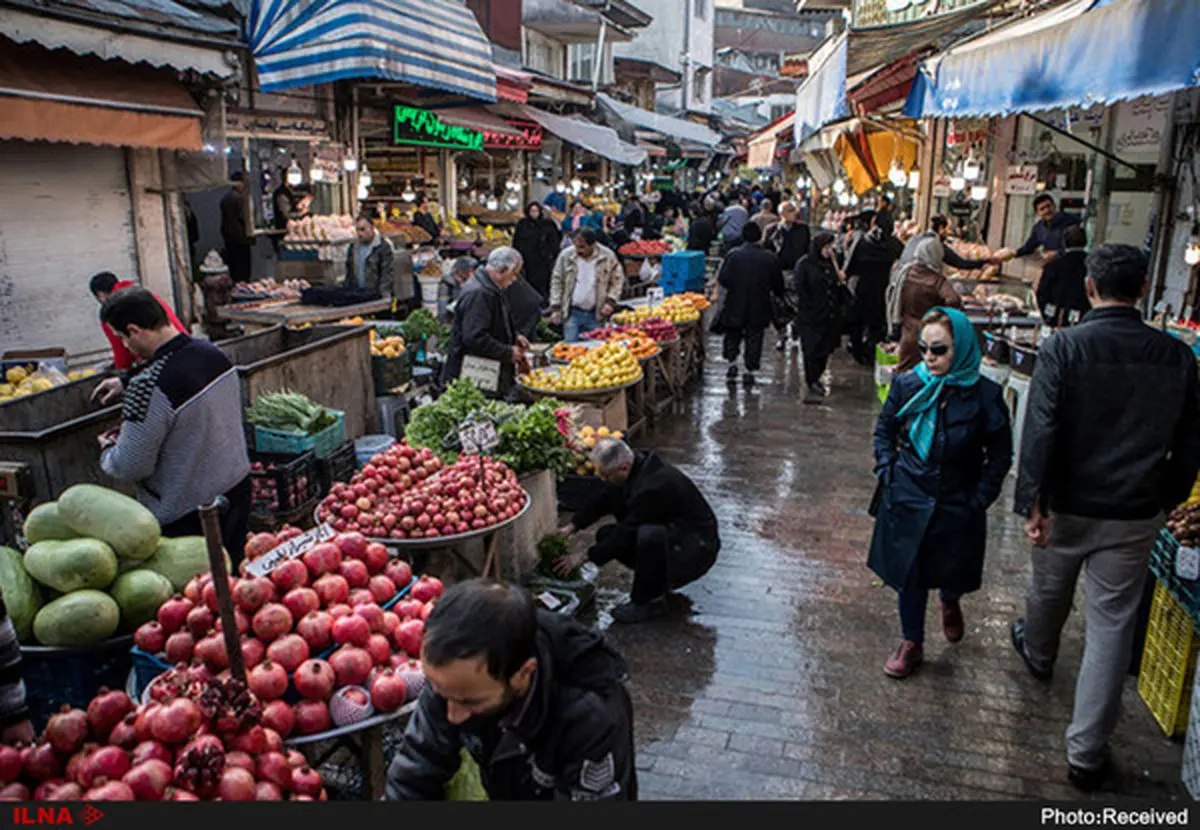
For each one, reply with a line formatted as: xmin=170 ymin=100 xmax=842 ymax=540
xmin=250 ymin=450 xmax=318 ymax=516
xmin=372 ymin=349 xmax=415 ymax=395
xmin=1139 ymin=580 xmax=1200 ymax=736
xmin=130 ymin=646 xmax=173 ymax=702
xmin=254 ymin=410 xmax=345 ymax=458
xmin=983 ymin=331 xmax=1011 ymax=364
xmin=517 ymin=369 xmax=643 ymax=400
xmin=1148 ymin=528 xmax=1200 ymax=627
xmin=318 ymin=490 xmax=532 ymax=550
xmin=22 ymin=637 xmax=134 ymax=729
xmin=875 ymin=344 xmax=900 ymax=405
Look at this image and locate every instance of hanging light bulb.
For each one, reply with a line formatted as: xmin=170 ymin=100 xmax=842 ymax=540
xmin=970 ymin=185 xmax=988 ymax=201
xmin=486 ymin=197 xmax=500 ymax=210
xmin=536 ymin=170 xmax=545 ymax=180
xmin=357 ymin=181 xmax=369 ymax=201
xmin=506 ymin=195 xmax=520 ymax=208
xmin=360 ymin=165 xmax=372 ymax=188
xmin=832 ymin=179 xmax=846 ymax=194
xmin=343 ymin=155 xmax=358 ymax=173
xmin=1187 ymin=236 xmax=1200 ymax=266
xmin=402 ymin=182 xmax=416 ymax=202
xmin=309 ymin=166 xmax=323 ymax=184
xmin=570 ymin=177 xmax=583 ymax=190
xmin=286 ymin=158 xmax=303 ymax=186
xmin=888 ymin=162 xmax=907 ymax=188
xmin=907 ymin=170 xmax=921 ymax=190
xmin=963 ymin=148 xmax=981 ymax=182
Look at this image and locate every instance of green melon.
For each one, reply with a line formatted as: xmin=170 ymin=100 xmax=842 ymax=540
xmin=22 ymin=503 xmax=78 ymax=543
xmin=109 ymin=569 xmax=174 ymax=630
xmin=23 ymin=539 xmax=118 ymax=593
xmin=57 ymin=484 xmax=160 ymax=560
xmin=33 ymin=590 xmax=120 ymax=647
xmin=0 ymin=546 xmax=41 ymax=642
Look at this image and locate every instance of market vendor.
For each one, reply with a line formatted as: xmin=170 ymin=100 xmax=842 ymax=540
xmin=411 ymin=197 xmax=441 ymax=243
xmin=344 ymin=214 xmax=396 ymax=295
xmin=385 ymin=579 xmax=636 ymax=801
xmin=442 ymin=247 xmax=530 ymax=397
xmin=96 ymin=288 xmax=252 ymax=563
xmin=554 ymin=438 xmax=720 ymax=624
xmin=90 ymin=272 xmax=189 ymax=372
xmin=548 ymin=228 xmax=623 ymax=343
xmin=998 ymin=194 xmax=1081 ymax=264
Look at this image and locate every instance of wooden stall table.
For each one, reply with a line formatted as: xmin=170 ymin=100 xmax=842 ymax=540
xmin=287 ymin=705 xmax=416 ymax=800
xmin=217 ymin=298 xmax=393 ymax=332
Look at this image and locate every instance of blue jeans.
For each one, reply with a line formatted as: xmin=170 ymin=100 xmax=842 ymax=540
xmin=898 ymin=588 xmax=960 ymax=645
xmin=563 ymin=308 xmax=598 ymax=342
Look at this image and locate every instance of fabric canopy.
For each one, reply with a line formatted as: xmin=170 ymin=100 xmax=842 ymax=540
xmin=836 ymin=126 xmax=918 ymax=195
xmin=251 ymin=0 xmax=496 ymax=99
xmin=518 ymin=105 xmax=647 ymax=166
xmin=903 ymin=0 xmax=1200 ymax=118
xmin=0 ymin=42 xmax=202 ymax=150
xmin=747 ymin=111 xmax=794 ymax=169
xmin=595 ymin=93 xmax=722 ymax=147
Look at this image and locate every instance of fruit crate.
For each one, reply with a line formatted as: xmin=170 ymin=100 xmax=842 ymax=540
xmin=250 ymin=450 xmax=317 ymax=516
xmin=372 ymin=350 xmax=415 ymax=395
xmin=1139 ymin=581 xmax=1200 ymax=737
xmin=21 ymin=638 xmax=134 ymax=730
xmin=316 ymin=440 xmax=358 ymax=498
xmin=1148 ymin=528 xmax=1200 ymax=628
xmin=253 ymin=410 xmax=345 ymax=458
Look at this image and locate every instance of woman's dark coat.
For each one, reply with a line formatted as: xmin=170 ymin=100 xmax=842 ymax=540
xmin=868 ymin=371 xmax=1013 ymax=594
xmin=512 ymin=215 xmax=560 ymax=298
xmin=713 ymin=242 xmax=782 ymax=333
xmin=792 ymin=254 xmax=843 ymax=354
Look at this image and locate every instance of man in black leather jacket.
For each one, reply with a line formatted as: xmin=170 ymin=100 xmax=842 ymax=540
xmin=1010 ymin=244 xmax=1200 ymax=793
xmin=384 ymin=580 xmax=636 ymax=801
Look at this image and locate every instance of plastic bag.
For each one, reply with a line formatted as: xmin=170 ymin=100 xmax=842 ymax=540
xmin=445 ymin=749 xmax=488 ymax=801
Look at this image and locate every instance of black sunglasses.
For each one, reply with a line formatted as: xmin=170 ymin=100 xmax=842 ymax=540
xmin=917 ymin=341 xmax=951 ymax=357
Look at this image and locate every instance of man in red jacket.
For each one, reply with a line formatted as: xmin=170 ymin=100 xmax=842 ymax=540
xmin=90 ymin=272 xmax=188 ymax=371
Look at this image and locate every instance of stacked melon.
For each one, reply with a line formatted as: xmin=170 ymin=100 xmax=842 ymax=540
xmin=4 ymin=486 xmax=223 ymax=647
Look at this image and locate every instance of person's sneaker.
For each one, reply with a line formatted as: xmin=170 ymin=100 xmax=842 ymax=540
xmin=883 ymin=640 xmax=923 ymax=678
xmin=726 ymin=365 xmax=739 ymax=380
xmin=804 ymin=383 xmax=825 ymax=404
xmin=941 ymin=598 xmax=965 ymax=643
xmin=1010 ymin=618 xmax=1053 ymax=681
xmin=611 ymin=597 xmax=669 ymax=624
xmin=743 ymin=372 xmax=756 ymax=386
xmin=1068 ymin=758 xmax=1113 ymax=793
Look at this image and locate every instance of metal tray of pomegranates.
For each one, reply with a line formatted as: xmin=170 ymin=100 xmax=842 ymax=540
xmin=315 ymin=488 xmax=532 ymax=551
xmin=285 ymin=700 xmax=417 ymax=745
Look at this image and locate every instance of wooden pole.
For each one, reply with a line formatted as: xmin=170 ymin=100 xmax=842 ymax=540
xmin=198 ymin=496 xmax=246 ymax=685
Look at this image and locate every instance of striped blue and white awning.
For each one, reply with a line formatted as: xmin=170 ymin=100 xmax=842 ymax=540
xmin=250 ymin=0 xmax=496 ymax=99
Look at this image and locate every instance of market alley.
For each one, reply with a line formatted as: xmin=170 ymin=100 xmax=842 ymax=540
xmin=583 ymin=340 xmax=1188 ymax=801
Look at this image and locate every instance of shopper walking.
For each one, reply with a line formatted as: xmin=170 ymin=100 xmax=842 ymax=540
xmin=711 ymin=222 xmax=782 ymax=386
xmin=869 ymin=307 xmax=1012 ymax=679
xmin=845 ymin=212 xmax=902 ymax=366
xmin=548 ymin=228 xmax=623 ymax=343
xmin=793 ymin=232 xmax=847 ymax=401
xmin=512 ymin=202 xmax=560 ymax=299
xmin=717 ymin=196 xmax=750 ymax=255
xmin=750 ymin=199 xmax=779 ymax=234
xmin=887 ymin=237 xmax=964 ymax=372
xmin=1010 ymin=245 xmax=1200 ymax=792
xmin=686 ymin=201 xmax=716 ymax=254
xmin=1035 ymin=225 xmax=1090 ymax=328
xmin=768 ymin=202 xmax=810 ymax=351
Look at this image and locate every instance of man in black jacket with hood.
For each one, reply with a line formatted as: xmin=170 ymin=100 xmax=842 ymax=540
xmin=555 ymin=438 xmax=720 ymax=623
xmin=385 ymin=580 xmax=636 ymax=801
xmin=442 ymin=247 xmax=529 ymax=397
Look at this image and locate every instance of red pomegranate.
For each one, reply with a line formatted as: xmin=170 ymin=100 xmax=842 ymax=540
xmin=46 ymin=782 xmax=83 ymax=801
xmin=45 ymin=705 xmax=89 ymax=755
xmin=384 ymin=559 xmax=413 ymax=589
xmin=0 ymin=744 xmax=22 ymax=784
xmin=420 ymin=602 xmax=436 ymax=621
xmin=296 ymin=611 xmax=334 ymax=651
xmin=123 ymin=758 xmax=171 ymax=801
xmin=329 ymin=646 xmax=373 ymax=687
xmin=200 ymin=579 xmax=221 ymax=612
xmin=369 ymin=669 xmax=408 ymax=713
xmin=164 ymin=631 xmax=195 ymax=664
xmin=241 ymin=637 xmax=267 ymax=669
xmin=261 ymin=700 xmax=295 ymax=737
xmin=286 ymin=749 xmax=307 ymax=769
xmin=338 ymin=558 xmax=369 ymax=588
xmin=107 ymin=713 xmax=138 ymax=749
xmin=353 ymin=603 xmax=386 ymax=633
xmin=347 ymin=589 xmax=375 ymax=607
xmin=313 ymin=574 xmax=350 ymax=606
xmin=363 ymin=543 xmax=389 ymax=574
xmin=335 ymin=532 xmax=369 ymax=561
xmin=291 ymin=765 xmax=324 ymax=797
xmin=249 ymin=660 xmax=289 ymax=701
xmin=255 ymin=780 xmax=284 ymax=800
xmin=252 ymin=603 xmax=294 ymax=641
xmin=293 ymin=659 xmax=336 ymax=701
xmin=24 ymin=742 xmax=61 ymax=782
xmin=150 ymin=698 xmax=202 ymax=745
xmin=229 ymin=725 xmax=270 ymax=755
xmin=81 ymin=745 xmax=129 ymax=788
xmin=131 ymin=740 xmax=172 ymax=767
xmin=134 ymin=621 xmax=166 ymax=654
xmin=282 ymin=588 xmax=320 ymax=622
xmin=395 ymin=658 xmax=426 ymax=701
xmin=184 ymin=605 xmax=215 ymax=638
xmin=267 ymin=634 xmax=310 ymax=673
xmin=156 ymin=595 xmax=193 ymax=634
xmin=393 ymin=619 xmax=424 ymax=657
xmin=292 ymin=701 xmax=331 ymax=735
xmin=0 ymin=783 xmax=29 ymax=801
xmin=217 ymin=766 xmax=257 ymax=801
xmin=223 ymin=750 xmax=255 ymax=772
xmin=302 ymin=543 xmax=342 ymax=577
xmin=382 ymin=611 xmax=401 ymax=634
xmin=167 ymin=787 xmax=200 ymax=801
xmin=367 ymin=575 xmax=396 ymax=604
xmin=270 ymin=559 xmax=309 ymax=592
xmin=410 ymin=576 xmax=443 ymax=603
xmin=183 ymin=575 xmax=205 ymax=603
xmin=86 ymin=688 xmax=135 ymax=742
xmin=233 ymin=576 xmax=272 ymax=613
xmin=256 ymin=752 xmax=294 ymax=791
xmin=365 ymin=634 xmax=392 ymax=665
xmin=332 ymin=613 xmax=371 ymax=646
xmin=194 ymin=634 xmax=229 ymax=672
xmin=83 ymin=780 xmax=135 ymax=801
xmin=394 ymin=599 xmax=422 ymax=620
xmin=327 ymin=603 xmax=352 ymax=619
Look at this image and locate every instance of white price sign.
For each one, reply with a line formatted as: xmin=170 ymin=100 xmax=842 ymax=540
xmin=461 ymin=355 xmax=501 ymax=393
xmin=646 ymin=287 xmax=664 ymax=307
xmin=459 ymin=420 xmax=499 ymax=455
xmin=243 ymin=523 xmax=336 ymax=577
xmin=1177 ymin=546 xmax=1200 ymax=582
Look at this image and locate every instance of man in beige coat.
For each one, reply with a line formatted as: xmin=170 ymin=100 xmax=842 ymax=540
xmin=549 ymin=227 xmax=624 ymax=342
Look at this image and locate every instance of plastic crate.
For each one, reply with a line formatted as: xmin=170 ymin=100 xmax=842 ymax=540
xmin=661 ymin=251 xmax=705 ymax=282
xmin=1139 ymin=581 xmax=1200 ymax=736
xmin=372 ymin=350 xmax=415 ymax=395
xmin=316 ymin=440 xmax=358 ymax=496
xmin=1148 ymin=528 xmax=1200 ymax=627
xmin=250 ymin=450 xmax=317 ymax=515
xmin=254 ymin=410 xmax=345 ymax=458
xmin=21 ymin=639 xmax=134 ymax=730
xmin=130 ymin=646 xmax=172 ymax=702
xmin=356 ymin=434 xmax=397 ymax=467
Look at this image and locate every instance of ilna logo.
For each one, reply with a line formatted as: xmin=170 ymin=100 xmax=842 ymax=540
xmin=12 ymin=805 xmax=104 ymax=825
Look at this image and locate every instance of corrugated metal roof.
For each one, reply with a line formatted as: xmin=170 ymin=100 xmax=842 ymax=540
xmin=2 ymin=0 xmax=240 ymax=40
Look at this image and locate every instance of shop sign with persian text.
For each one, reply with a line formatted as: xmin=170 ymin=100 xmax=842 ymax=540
xmin=394 ymin=106 xmax=483 ymax=151
xmin=484 ymin=121 xmax=543 ymax=151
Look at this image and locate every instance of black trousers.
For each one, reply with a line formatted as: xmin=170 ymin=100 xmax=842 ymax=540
xmin=161 ymin=476 xmax=252 ymax=570
xmin=797 ymin=324 xmax=832 ymax=385
xmin=607 ymin=525 xmax=671 ymax=603
xmin=600 ymin=524 xmax=718 ymax=604
xmin=722 ymin=328 xmax=765 ymax=372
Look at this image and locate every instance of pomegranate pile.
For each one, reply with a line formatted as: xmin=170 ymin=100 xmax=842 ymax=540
xmin=1 ymin=681 xmax=327 ymax=801
xmin=133 ymin=531 xmax=445 ymax=740
xmin=316 ymin=442 xmax=527 ymax=541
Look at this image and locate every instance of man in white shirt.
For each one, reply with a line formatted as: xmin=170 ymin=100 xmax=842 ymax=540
xmin=549 ymin=228 xmax=624 ymax=342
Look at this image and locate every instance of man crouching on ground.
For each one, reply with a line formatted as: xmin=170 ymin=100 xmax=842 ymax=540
xmin=385 ymin=579 xmax=637 ymax=800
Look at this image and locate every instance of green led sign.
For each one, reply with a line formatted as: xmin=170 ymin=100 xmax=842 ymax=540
xmin=393 ymin=106 xmax=483 ymax=151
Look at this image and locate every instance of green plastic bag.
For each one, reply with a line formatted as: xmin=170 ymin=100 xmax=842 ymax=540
xmin=446 ymin=749 xmax=488 ymax=801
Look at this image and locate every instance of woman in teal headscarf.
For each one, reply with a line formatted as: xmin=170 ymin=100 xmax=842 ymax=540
xmin=868 ymin=307 xmax=1012 ymax=679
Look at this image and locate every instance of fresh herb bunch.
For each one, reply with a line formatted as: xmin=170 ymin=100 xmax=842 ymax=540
xmin=246 ymin=390 xmax=338 ymax=435
xmin=404 ymin=379 xmax=487 ymax=460
xmin=535 ymin=317 xmax=560 ymax=344
xmin=494 ymin=399 xmax=574 ymax=478
xmin=536 ymin=532 xmax=577 ymax=579
xmin=400 ymin=308 xmax=450 ymax=346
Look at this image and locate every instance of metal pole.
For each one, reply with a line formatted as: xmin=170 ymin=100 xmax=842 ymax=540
xmin=198 ymin=496 xmax=246 ymax=685
xmin=592 ymin=19 xmax=608 ymax=92
xmin=1021 ymin=112 xmax=1140 ymax=172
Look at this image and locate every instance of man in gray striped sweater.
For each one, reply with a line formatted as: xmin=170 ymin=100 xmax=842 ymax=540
xmin=0 ymin=597 xmax=32 ymax=743
xmin=99 ymin=289 xmax=252 ymax=564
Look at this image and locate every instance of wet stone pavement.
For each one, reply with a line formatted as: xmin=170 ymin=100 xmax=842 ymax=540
xmin=567 ymin=336 xmax=1187 ymax=801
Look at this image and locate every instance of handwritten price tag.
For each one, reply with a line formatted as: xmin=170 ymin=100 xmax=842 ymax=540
xmin=458 ymin=421 xmax=499 ymax=455
xmin=244 ymin=523 xmax=336 ymax=577
xmin=646 ymin=287 xmax=664 ymax=307
xmin=1177 ymin=546 xmax=1200 ymax=582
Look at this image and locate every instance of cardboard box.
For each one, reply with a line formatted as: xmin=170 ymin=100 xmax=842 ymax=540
xmin=569 ymin=389 xmax=628 ymax=433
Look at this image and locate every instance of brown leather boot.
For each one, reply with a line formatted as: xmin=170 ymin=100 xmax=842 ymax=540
xmin=941 ymin=599 xmax=965 ymax=643
xmin=883 ymin=640 xmax=923 ymax=678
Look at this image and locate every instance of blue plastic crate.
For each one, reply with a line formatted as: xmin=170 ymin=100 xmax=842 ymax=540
xmin=661 ymin=251 xmax=705 ymax=282
xmin=22 ymin=638 xmax=134 ymax=730
xmin=254 ymin=410 xmax=345 ymax=458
